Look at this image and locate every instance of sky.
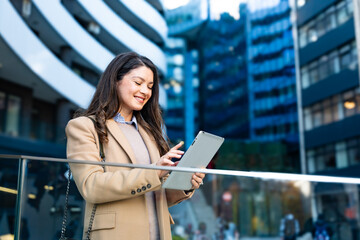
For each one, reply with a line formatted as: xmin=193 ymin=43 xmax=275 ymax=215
xmin=163 ymin=0 xmax=281 ymax=19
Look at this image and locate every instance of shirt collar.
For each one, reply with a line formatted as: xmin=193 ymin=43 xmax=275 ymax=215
xmin=113 ymin=112 xmax=138 ymax=130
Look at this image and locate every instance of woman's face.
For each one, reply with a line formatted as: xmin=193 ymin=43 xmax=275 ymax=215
xmin=116 ymin=66 xmax=154 ymax=117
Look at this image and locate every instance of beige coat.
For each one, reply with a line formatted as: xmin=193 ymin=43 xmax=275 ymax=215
xmin=66 ymin=116 xmax=193 ymax=240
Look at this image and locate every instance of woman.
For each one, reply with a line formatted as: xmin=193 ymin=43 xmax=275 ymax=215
xmin=66 ymin=52 xmax=205 ymax=239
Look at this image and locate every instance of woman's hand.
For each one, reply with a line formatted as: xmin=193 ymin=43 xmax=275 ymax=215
xmin=190 ymin=171 xmax=206 ymax=189
xmin=157 ymin=141 xmax=184 ymax=178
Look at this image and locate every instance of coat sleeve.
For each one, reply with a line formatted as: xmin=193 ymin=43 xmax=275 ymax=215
xmin=165 ymin=189 xmax=194 ymax=207
xmin=66 ymin=117 xmax=162 ymax=204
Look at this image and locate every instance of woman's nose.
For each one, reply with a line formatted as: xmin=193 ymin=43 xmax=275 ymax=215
xmin=140 ymin=84 xmax=150 ymax=94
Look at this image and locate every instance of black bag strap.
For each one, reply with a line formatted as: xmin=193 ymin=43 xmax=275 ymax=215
xmin=60 ymin=117 xmax=105 ymax=240
xmin=85 ymin=117 xmax=105 ymax=240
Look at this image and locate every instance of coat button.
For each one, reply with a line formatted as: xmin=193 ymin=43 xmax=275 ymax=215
xmin=147 ymin=184 xmax=151 ymax=189
xmin=131 ymin=190 xmax=136 ymax=195
xmin=137 ymin=188 xmax=142 ymax=193
xmin=142 ymin=186 xmax=146 ymax=191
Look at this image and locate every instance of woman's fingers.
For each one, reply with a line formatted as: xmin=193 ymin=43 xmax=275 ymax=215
xmin=191 ymin=172 xmax=206 ymax=189
xmin=166 ymin=152 xmax=183 ymax=159
xmin=157 ymin=157 xmax=175 ymax=178
xmin=195 ymin=172 xmax=205 ymax=179
xmin=159 ymin=158 xmax=174 ymax=166
xmin=171 ymin=141 xmax=184 ymax=151
xmin=157 ymin=141 xmax=184 ymax=178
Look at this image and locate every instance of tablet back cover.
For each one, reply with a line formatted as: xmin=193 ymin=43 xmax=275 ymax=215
xmin=162 ymin=131 xmax=224 ymax=190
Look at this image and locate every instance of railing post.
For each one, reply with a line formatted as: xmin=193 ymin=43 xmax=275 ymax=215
xmin=14 ymin=158 xmax=27 ymax=240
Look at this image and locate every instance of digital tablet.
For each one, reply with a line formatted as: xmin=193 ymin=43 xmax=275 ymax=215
xmin=162 ymin=131 xmax=224 ymax=190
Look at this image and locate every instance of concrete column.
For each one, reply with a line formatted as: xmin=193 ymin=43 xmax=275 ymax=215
xmin=354 ymin=0 xmax=360 ymax=81
xmin=291 ymin=0 xmax=307 ymax=174
xmin=56 ymin=100 xmax=72 ymax=144
xmin=21 ymin=89 xmax=32 ymax=139
xmin=184 ymin=51 xmax=195 ymax=148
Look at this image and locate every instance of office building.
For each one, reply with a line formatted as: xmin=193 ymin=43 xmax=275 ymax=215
xmin=165 ymin=0 xmax=205 ymax=147
xmin=294 ymin=0 xmax=360 ymax=238
xmin=197 ymin=8 xmax=249 ymax=139
xmin=247 ymin=0 xmax=298 ymax=146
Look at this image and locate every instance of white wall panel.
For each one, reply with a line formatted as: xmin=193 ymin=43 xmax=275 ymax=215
xmin=77 ymin=0 xmax=167 ymax=74
xmin=0 ymin=0 xmax=95 ymax=109
xmin=33 ymin=0 xmax=114 ymax=73
xmin=121 ymin=0 xmax=167 ymax=42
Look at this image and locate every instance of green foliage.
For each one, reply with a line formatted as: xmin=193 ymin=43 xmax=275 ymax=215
xmin=214 ymin=140 xmax=299 ymax=173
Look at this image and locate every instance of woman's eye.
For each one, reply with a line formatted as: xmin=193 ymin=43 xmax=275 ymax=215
xmin=148 ymin=86 xmax=153 ymax=90
xmin=134 ymin=82 xmax=140 ymax=85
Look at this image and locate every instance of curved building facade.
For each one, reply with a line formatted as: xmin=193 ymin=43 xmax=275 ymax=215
xmin=0 ymin=0 xmax=168 ymax=157
xmin=0 ymin=0 xmax=168 ymax=239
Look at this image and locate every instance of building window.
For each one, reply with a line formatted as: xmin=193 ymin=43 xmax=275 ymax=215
xmin=335 ymin=141 xmax=348 ymax=168
xmin=339 ymin=44 xmax=352 ymax=69
xmin=6 ymin=95 xmax=21 ymax=137
xmin=307 ymin=137 xmax=360 ymax=173
xmin=318 ymin=55 xmax=329 ymax=80
xmin=0 ymin=92 xmax=5 ymax=133
xmin=316 ymin=13 xmax=326 ymax=37
xmin=299 ymin=26 xmax=307 ymax=48
xmin=336 ymin=1 xmax=349 ymax=25
xmin=323 ymin=99 xmax=332 ymax=124
xmin=300 ymin=40 xmax=357 ymax=89
xmin=343 ymin=90 xmax=356 ymax=117
xmin=304 ymin=88 xmax=360 ymax=131
xmin=324 ymin=7 xmax=337 ymax=32
xmin=298 ymin=0 xmax=354 ymax=48
xmin=308 ymin=61 xmax=319 ymax=85
xmin=347 ymin=139 xmax=360 ymax=165
xmin=307 ymin=150 xmax=315 ymax=172
xmin=333 ymin=95 xmax=340 ymax=121
xmin=304 ymin=108 xmax=312 ymax=130
xmin=328 ymin=50 xmax=340 ymax=76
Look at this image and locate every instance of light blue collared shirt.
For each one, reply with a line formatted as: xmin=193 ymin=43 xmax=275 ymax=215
xmin=113 ymin=112 xmax=139 ymax=130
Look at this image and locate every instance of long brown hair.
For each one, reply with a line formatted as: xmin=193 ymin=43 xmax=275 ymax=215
xmin=76 ymin=52 xmax=169 ymax=155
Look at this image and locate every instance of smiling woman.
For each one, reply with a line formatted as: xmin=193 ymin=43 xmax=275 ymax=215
xmin=65 ymin=52 xmax=206 ymax=240
xmin=116 ymin=66 xmax=154 ymax=120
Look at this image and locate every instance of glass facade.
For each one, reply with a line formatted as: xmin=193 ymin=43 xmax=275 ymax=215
xmin=163 ymin=38 xmax=187 ymax=143
xmin=296 ymin=0 xmax=360 ymax=174
xmin=298 ymin=0 xmax=354 ymax=48
xmin=307 ymin=135 xmax=360 ymax=173
xmin=198 ymin=7 xmax=249 ymax=139
xmin=301 ymin=40 xmax=357 ymax=89
xmin=303 ymin=87 xmax=360 ymax=131
xmin=296 ymin=0 xmax=360 ymax=238
xmin=163 ymin=38 xmax=200 ymax=145
xmin=248 ymin=0 xmax=298 ymax=144
xmin=0 ymin=91 xmax=21 ymax=138
xmin=0 ymin=85 xmax=62 ymax=145
xmin=2 ymin=156 xmax=360 ymax=240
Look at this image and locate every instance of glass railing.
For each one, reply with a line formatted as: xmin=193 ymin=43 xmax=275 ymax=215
xmin=1 ymin=155 xmax=360 ymax=240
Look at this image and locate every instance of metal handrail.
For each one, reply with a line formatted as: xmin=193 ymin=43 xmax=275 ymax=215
xmin=1 ymin=154 xmax=360 ymax=184
xmin=2 ymin=154 xmax=360 ymax=240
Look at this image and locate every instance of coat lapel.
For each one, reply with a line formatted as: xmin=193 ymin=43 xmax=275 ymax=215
xmin=106 ymin=119 xmax=137 ymax=164
xmin=138 ymin=125 xmax=160 ymax=164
